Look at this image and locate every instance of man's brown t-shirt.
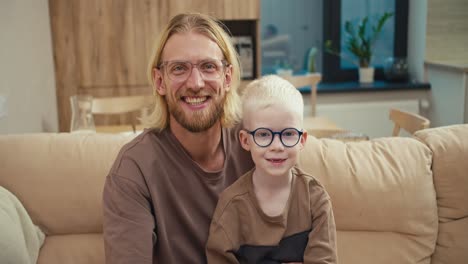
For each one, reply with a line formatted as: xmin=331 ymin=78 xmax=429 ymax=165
xmin=103 ymin=126 xmax=254 ymax=263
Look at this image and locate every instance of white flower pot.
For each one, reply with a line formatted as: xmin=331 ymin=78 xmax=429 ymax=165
xmin=359 ymin=67 xmax=374 ymax=83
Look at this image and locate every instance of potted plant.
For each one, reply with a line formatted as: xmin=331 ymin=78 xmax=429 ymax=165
xmin=325 ymin=12 xmax=394 ymax=83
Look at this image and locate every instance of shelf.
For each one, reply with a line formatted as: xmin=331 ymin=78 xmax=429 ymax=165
xmin=297 ymin=81 xmax=431 ymax=94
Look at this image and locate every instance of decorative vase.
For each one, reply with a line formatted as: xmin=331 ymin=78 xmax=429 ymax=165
xmin=359 ymin=67 xmax=374 ymax=83
xmin=70 ymin=95 xmax=96 ymax=133
xmin=384 ymin=57 xmax=409 ymax=82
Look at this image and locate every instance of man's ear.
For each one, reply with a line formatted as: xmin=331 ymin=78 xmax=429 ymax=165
xmin=239 ymin=129 xmax=251 ymax=151
xmin=153 ymin=68 xmax=166 ymax=95
xmin=299 ymin=130 xmax=308 ymax=150
xmin=224 ymin=64 xmax=233 ymax=92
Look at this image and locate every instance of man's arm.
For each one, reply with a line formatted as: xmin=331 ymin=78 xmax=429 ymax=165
xmin=103 ymin=158 xmax=156 ymax=264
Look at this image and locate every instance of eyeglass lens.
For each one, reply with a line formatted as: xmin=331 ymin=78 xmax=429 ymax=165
xmin=164 ymin=60 xmax=225 ymax=82
xmin=252 ymin=128 xmax=301 ymax=147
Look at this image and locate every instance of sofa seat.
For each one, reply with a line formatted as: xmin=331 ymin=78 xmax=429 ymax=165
xmin=38 ymin=234 xmax=104 ymax=264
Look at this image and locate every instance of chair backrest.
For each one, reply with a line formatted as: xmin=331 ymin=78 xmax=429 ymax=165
xmin=92 ymin=95 xmax=153 ymax=132
xmin=389 ymin=108 xmax=430 ymax=136
xmin=92 ymin=95 xmax=153 ymax=114
xmin=281 ymin=73 xmax=321 ymax=116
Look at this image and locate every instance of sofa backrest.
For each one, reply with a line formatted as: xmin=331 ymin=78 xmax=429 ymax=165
xmin=415 ymin=124 xmax=468 ymax=264
xmin=298 ymin=135 xmax=438 ymax=264
xmin=0 ymin=133 xmax=132 ymax=235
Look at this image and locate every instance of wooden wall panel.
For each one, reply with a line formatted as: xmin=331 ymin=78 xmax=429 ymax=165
xmin=426 ymin=0 xmax=468 ymax=64
xmin=166 ymin=0 xmax=259 ymax=20
xmin=220 ymin=0 xmax=260 ymax=20
xmin=75 ymin=0 xmax=166 ymax=87
xmin=49 ymin=0 xmax=79 ymax=132
xmin=166 ymin=0 xmax=216 ymax=18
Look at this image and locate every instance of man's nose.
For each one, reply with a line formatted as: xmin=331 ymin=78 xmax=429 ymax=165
xmin=186 ymin=67 xmax=204 ymax=89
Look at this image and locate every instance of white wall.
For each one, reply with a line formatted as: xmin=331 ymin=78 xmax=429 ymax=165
xmin=0 ymin=0 xmax=58 ymax=134
xmin=407 ymin=0 xmax=427 ymax=82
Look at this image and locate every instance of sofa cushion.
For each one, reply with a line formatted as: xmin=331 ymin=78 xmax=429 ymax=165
xmin=299 ymin=136 xmax=437 ymax=264
xmin=415 ymin=124 xmax=468 ymax=264
xmin=0 ymin=186 xmax=45 ymax=264
xmin=37 ymin=234 xmax=104 ymax=264
xmin=0 ymin=133 xmax=133 ymax=235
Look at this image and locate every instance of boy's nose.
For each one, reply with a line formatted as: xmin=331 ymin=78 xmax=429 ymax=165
xmin=269 ymin=134 xmax=284 ymax=150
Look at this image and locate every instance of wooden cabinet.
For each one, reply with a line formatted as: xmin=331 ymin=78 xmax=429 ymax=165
xmin=73 ymin=1 xmax=165 ymax=87
xmin=49 ymin=0 xmax=260 ymax=131
xmin=165 ymin=0 xmax=259 ymax=20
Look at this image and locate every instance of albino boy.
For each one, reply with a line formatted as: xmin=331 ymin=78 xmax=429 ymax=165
xmin=206 ymin=75 xmax=337 ymax=263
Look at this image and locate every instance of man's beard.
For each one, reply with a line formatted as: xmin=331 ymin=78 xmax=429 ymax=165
xmin=167 ymin=94 xmax=226 ymax=133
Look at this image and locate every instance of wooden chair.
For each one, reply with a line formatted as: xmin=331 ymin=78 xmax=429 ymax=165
xmin=389 ymin=108 xmax=430 ymax=136
xmin=281 ymin=73 xmax=321 ymax=116
xmin=92 ymin=95 xmax=153 ymax=133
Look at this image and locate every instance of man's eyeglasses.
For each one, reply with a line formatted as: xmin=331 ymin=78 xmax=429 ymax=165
xmin=245 ymin=127 xmax=304 ymax=148
xmin=158 ymin=59 xmax=228 ymax=82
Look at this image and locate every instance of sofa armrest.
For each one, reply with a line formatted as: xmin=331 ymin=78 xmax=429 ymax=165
xmin=415 ymin=124 xmax=468 ymax=264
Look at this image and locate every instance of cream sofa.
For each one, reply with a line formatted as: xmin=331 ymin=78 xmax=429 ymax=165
xmin=0 ymin=124 xmax=467 ymax=264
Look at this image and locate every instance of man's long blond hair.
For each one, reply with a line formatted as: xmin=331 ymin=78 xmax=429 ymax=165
xmin=144 ymin=12 xmax=242 ymax=130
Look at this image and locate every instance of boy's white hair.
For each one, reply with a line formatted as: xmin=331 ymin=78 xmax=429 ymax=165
xmin=241 ymin=75 xmax=304 ymax=124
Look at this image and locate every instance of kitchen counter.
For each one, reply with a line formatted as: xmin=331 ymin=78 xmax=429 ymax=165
xmin=425 ymin=60 xmax=468 ymax=73
xmin=298 ymin=81 xmax=431 ymax=94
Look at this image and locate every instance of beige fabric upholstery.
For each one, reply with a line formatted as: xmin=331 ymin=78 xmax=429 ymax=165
xmin=0 ymin=133 xmax=132 ymax=264
xmin=0 ymin=125 xmax=467 ymax=264
xmin=0 ymin=133 xmax=132 ymax=235
xmin=37 ymin=234 xmax=104 ymax=264
xmin=299 ymin=137 xmax=437 ymax=264
xmin=415 ymin=125 xmax=468 ymax=264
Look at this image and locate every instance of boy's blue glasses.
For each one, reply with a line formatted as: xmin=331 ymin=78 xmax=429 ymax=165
xmin=245 ymin=127 xmax=303 ymax=148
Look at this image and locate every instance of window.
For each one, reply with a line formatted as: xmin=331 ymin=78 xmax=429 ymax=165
xmin=322 ymin=0 xmax=408 ymax=82
xmin=260 ymin=0 xmax=323 ymax=75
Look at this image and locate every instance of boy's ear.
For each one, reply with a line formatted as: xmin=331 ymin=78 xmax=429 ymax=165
xmin=299 ymin=130 xmax=308 ymax=150
xmin=239 ymin=130 xmax=251 ymax=151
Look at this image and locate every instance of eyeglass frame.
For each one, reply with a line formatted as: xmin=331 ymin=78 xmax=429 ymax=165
xmin=245 ymin=127 xmax=304 ymax=148
xmin=157 ymin=59 xmax=229 ymax=82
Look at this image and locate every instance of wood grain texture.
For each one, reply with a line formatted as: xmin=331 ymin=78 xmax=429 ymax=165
xmin=166 ymin=0 xmax=259 ymax=20
xmin=220 ymin=0 xmax=259 ymax=20
xmin=49 ymin=0 xmax=79 ymax=132
xmin=75 ymin=0 xmax=163 ymax=87
xmin=426 ymin=0 xmax=468 ymax=64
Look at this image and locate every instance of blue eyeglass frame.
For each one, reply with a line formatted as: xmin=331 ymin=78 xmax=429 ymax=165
xmin=245 ymin=127 xmax=304 ymax=148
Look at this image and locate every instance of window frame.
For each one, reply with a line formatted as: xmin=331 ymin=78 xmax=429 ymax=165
xmin=322 ymin=0 xmax=409 ymax=83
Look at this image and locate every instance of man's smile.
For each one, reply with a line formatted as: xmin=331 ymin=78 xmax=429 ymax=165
xmin=182 ymin=96 xmax=209 ymax=105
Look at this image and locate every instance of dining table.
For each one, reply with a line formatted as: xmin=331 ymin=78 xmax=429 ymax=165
xmin=305 ymin=116 xmax=370 ymax=141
